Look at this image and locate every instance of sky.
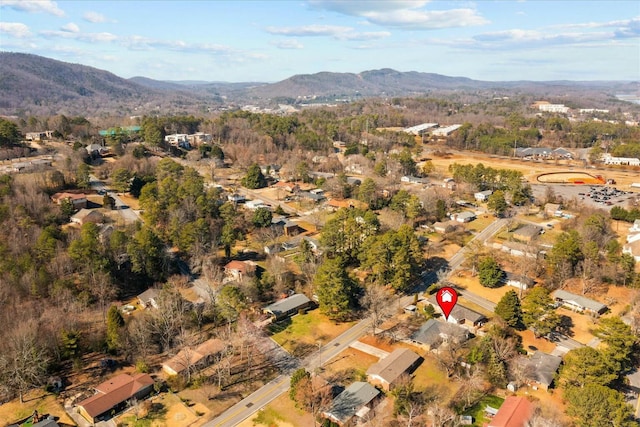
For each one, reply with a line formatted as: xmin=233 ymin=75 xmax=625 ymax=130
xmin=1 ymin=0 xmax=639 ymax=83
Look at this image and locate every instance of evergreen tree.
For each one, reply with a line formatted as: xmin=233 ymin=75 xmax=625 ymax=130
xmin=106 ymin=305 xmax=124 ymax=352
xmin=560 ymin=347 xmax=617 ymax=389
xmin=487 ymin=190 xmax=508 ymax=216
xmin=314 ymin=256 xmax=360 ymax=321
xmin=478 ymin=257 xmax=504 ymax=288
xmin=494 ymin=290 xmax=524 ymax=330
xmin=522 ymin=287 xmax=561 ymax=337
xmin=241 ymin=163 xmax=267 ymax=189
xmin=565 ymin=384 xmax=636 ymax=427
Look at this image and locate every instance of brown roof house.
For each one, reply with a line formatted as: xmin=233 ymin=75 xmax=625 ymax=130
xmin=366 ymin=348 xmax=422 ymax=391
xmin=162 ymin=338 xmax=226 ymax=377
xmin=76 ymin=373 xmax=154 ymax=423
xmin=51 ymin=192 xmax=87 ymax=209
xmin=70 ymin=209 xmax=103 ymax=226
xmin=512 ymin=224 xmax=542 ymax=243
xmin=487 ymin=396 xmax=534 ymax=427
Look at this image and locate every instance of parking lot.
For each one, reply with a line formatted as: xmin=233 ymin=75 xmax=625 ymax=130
xmin=531 ymin=184 xmax=639 ymax=211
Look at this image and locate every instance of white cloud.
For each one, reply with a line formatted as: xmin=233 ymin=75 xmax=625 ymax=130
xmin=83 ymin=11 xmax=107 ymax=23
xmin=271 ymin=39 xmax=304 ymax=49
xmin=40 ymin=29 xmax=118 ymax=43
xmin=265 ymin=24 xmax=390 ymax=41
xmin=0 ymin=22 xmax=32 ymax=38
xmin=307 ymin=0 xmax=488 ymax=30
xmin=61 ymin=22 xmax=80 ymax=33
xmin=308 ymin=0 xmax=429 ymax=15
xmin=0 ymin=0 xmax=64 ymax=17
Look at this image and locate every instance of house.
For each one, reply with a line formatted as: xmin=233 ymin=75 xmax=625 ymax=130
xmin=366 ymin=348 xmax=422 ymax=391
xmin=630 ymin=219 xmax=640 ymax=233
xmin=427 ymin=296 xmax=486 ymax=327
xmin=433 ymin=221 xmax=455 ymax=234
xmin=85 ymin=144 xmax=108 ymax=157
xmin=245 ymin=199 xmax=271 ymax=210
xmin=432 ymin=124 xmax=462 ymax=136
xmin=623 ymin=239 xmax=640 ymax=262
xmin=224 ymin=260 xmax=256 ymax=281
xmin=487 ymin=396 xmax=534 ymax=427
xmin=273 ymin=180 xmax=299 ymax=193
xmin=187 ymin=132 xmax=212 ymax=145
xmin=76 ymin=373 xmax=154 ymax=423
xmin=298 ymin=191 xmax=326 ymax=203
xmin=512 ymin=224 xmax=542 ymax=243
xmin=227 ymin=193 xmax=246 ymax=203
xmin=401 ymin=175 xmax=429 ymax=185
xmin=504 ymin=272 xmax=534 ymax=290
xmin=451 ymin=211 xmax=476 ymax=223
xmin=323 ymin=381 xmax=380 ymax=426
xmin=543 ymin=203 xmax=562 ymax=217
xmin=552 ymin=289 xmax=607 ymax=315
xmin=138 ymin=288 xmax=161 ymax=309
xmin=263 ymin=294 xmax=313 ymax=320
xmin=164 ymin=134 xmax=189 ymax=146
xmin=526 ymin=351 xmax=562 ymax=391
xmin=474 ymin=190 xmax=493 ymax=202
xmin=271 ymin=217 xmax=302 ymax=236
xmin=260 ymin=164 xmax=281 ymax=178
xmin=70 ymin=209 xmax=103 ymax=226
xmin=51 ymin=192 xmax=88 ymax=209
xmin=162 ymin=338 xmax=226 ymax=376
xmin=411 ymin=319 xmax=469 ymax=351
xmin=25 ymin=130 xmax=54 ymax=141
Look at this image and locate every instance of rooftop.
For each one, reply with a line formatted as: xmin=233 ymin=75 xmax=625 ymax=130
xmin=552 ymin=289 xmax=607 ymax=313
xmin=325 ymin=381 xmax=380 ymax=424
xmin=366 ymin=348 xmax=421 ymax=384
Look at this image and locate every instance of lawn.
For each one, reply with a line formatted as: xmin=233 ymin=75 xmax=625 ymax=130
xmin=269 ymin=309 xmax=354 ymax=355
xmin=463 ymin=394 xmax=505 ymax=427
xmin=466 ymin=215 xmax=495 ymax=233
xmin=238 ymin=392 xmax=314 ymax=427
xmin=0 ymin=390 xmax=74 ymax=426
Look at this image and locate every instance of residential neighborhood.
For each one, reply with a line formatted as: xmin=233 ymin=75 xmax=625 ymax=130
xmin=1 ymin=38 xmax=640 ymax=427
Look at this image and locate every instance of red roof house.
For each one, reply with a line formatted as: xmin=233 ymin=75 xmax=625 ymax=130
xmin=487 ymin=396 xmax=534 ymax=427
xmin=76 ymin=373 xmax=154 ymax=423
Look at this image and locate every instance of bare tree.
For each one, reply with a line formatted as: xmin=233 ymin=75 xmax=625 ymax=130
xmin=361 ymin=284 xmax=392 ymax=335
xmin=0 ymin=321 xmax=49 ymax=403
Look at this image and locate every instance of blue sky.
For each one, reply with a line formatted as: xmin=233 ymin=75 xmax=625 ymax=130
xmin=1 ymin=0 xmax=639 ymax=82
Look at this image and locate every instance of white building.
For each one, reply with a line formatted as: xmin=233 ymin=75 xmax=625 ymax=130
xmin=537 ymin=104 xmax=569 ymax=113
xmin=602 ymin=154 xmax=640 ymax=166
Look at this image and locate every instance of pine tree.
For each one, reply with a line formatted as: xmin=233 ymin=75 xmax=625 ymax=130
xmin=106 ymin=305 xmax=124 ymax=352
xmin=478 ymin=257 xmax=504 ymax=288
xmin=494 ymin=290 xmax=524 ymax=330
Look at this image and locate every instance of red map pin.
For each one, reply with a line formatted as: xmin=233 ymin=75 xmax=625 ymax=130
xmin=436 ymin=287 xmax=458 ymax=321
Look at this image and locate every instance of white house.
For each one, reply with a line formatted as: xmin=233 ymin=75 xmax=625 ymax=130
xmin=474 ymin=190 xmax=493 ymax=202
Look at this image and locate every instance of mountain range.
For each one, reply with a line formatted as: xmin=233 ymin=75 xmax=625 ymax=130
xmin=0 ymin=52 xmax=637 ymax=116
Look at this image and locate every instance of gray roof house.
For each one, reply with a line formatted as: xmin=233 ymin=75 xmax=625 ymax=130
xmin=474 ymin=190 xmax=493 ymax=201
xmin=526 ymin=351 xmax=562 ymax=390
xmin=451 ymin=211 xmax=477 ymax=223
xmin=427 ymin=296 xmax=486 ymax=327
xmin=138 ymin=288 xmax=161 ymax=309
xmin=513 ymin=224 xmax=543 ymax=242
xmin=366 ymin=348 xmax=422 ymax=391
xmin=552 ymin=290 xmax=607 ymax=315
xmin=263 ymin=294 xmax=312 ymax=320
xmin=411 ymin=318 xmax=469 ymax=350
xmin=323 ymin=381 xmax=380 ymax=426
xmin=504 ymin=272 xmax=535 ymax=290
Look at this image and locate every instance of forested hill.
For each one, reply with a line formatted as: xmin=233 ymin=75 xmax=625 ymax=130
xmin=1 ymin=52 xmax=638 ymax=116
xmin=0 ymin=53 xmax=207 ymax=116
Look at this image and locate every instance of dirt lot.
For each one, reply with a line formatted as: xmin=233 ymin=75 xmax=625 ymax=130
xmin=449 ymin=271 xmax=512 ymax=305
